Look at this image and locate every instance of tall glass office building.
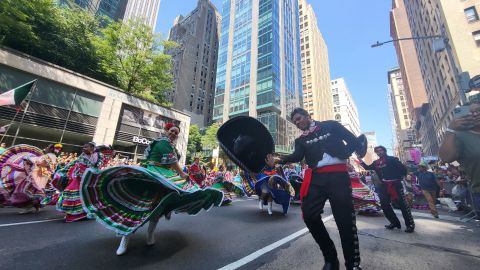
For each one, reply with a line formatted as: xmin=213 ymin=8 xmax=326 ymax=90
xmin=213 ymin=0 xmax=302 ymax=152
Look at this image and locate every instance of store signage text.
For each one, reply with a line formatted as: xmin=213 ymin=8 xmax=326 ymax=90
xmin=133 ymin=136 xmax=152 ymax=145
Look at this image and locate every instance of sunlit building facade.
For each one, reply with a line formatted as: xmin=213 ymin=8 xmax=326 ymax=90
xmin=331 ymin=78 xmax=361 ymax=137
xmin=298 ymin=0 xmax=333 ymax=121
xmin=213 ymin=0 xmax=302 ymax=152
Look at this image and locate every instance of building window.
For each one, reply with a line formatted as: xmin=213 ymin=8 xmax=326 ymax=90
xmin=473 ymin=30 xmax=480 ymax=47
xmin=465 ymin=7 xmax=479 ymax=23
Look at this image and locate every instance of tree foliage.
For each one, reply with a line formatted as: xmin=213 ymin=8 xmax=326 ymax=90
xmin=201 ymin=123 xmax=220 ymax=151
xmin=93 ymin=19 xmax=174 ymax=105
xmin=0 ymin=0 xmax=106 ymax=81
xmin=186 ymin=124 xmax=203 ymax=163
xmin=0 ymin=0 xmax=174 ymax=105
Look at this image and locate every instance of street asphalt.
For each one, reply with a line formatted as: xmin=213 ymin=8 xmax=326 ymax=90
xmin=1 ymin=198 xmax=479 ymax=270
xmin=0 ymin=198 xmax=311 ymax=270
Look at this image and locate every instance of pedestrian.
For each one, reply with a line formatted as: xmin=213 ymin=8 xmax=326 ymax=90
xmin=276 ymin=108 xmax=363 ymax=270
xmin=439 ymin=102 xmax=480 ymax=218
xmin=360 ymin=146 xmax=415 ymax=233
xmin=414 ymin=162 xmax=440 ymax=218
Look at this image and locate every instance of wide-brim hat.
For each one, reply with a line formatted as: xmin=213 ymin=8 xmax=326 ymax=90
xmin=355 ymin=134 xmax=368 ymax=159
xmin=217 ymin=116 xmax=274 ymax=174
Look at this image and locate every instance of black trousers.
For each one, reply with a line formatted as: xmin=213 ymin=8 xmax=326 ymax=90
xmin=301 ymin=172 xmax=360 ymax=269
xmin=378 ymin=180 xmax=414 ymax=228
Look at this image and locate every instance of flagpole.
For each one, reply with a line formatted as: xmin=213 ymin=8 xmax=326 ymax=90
xmin=11 ymin=81 xmax=38 ymax=145
xmin=0 ymin=108 xmax=21 ymax=144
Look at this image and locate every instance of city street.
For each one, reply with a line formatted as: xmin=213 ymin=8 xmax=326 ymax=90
xmin=1 ymin=198 xmax=479 ymax=270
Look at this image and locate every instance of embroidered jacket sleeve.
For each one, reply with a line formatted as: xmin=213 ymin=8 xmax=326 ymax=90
xmin=280 ymin=138 xmax=305 ymax=164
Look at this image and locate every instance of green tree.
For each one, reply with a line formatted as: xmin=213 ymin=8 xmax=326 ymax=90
xmin=186 ymin=124 xmax=202 ymax=163
xmin=201 ymin=123 xmax=220 ymax=151
xmin=93 ymin=19 xmax=174 ymax=105
xmin=0 ymin=0 xmax=105 ymax=81
xmin=0 ymin=1 xmax=173 ymax=105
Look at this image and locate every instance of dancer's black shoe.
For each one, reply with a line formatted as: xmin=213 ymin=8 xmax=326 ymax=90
xmin=322 ymin=259 xmax=339 ymax=270
xmin=404 ymin=226 xmax=415 ymax=233
xmin=385 ymin=223 xmax=401 ymax=230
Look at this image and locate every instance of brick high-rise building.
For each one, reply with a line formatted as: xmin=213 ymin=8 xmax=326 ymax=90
xmin=401 ymin=0 xmax=480 ymax=155
xmin=167 ymin=0 xmax=220 ymax=128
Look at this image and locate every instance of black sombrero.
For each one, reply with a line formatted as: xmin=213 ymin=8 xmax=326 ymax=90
xmin=217 ymin=116 xmax=274 ymax=174
xmin=355 ymin=134 xmax=368 ymax=159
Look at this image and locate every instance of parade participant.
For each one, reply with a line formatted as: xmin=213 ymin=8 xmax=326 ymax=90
xmin=360 ymin=146 xmax=415 ymax=233
xmin=56 ymin=142 xmax=104 ymax=222
xmin=276 ymin=108 xmax=363 ymax=270
xmin=188 ymin=157 xmax=205 ymax=187
xmin=217 ymin=116 xmax=294 ymax=215
xmin=257 ymin=156 xmax=274 ymax=214
xmin=41 ymin=144 xmax=63 ymax=206
xmin=10 ymin=144 xmax=59 ymax=213
xmin=80 ymin=123 xmax=223 ymax=256
xmin=0 ymin=144 xmax=44 ymax=208
xmin=95 ymin=144 xmax=115 ymax=169
xmin=348 ymin=164 xmax=380 ymax=215
xmin=284 ymin=164 xmax=303 ymax=202
xmin=238 ymin=155 xmax=294 ymax=215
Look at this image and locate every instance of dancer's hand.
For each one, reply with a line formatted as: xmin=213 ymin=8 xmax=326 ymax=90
xmin=273 ymin=156 xmax=283 ymax=164
xmin=179 ymin=172 xmax=188 ymax=179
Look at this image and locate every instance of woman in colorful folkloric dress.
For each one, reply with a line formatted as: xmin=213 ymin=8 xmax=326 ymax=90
xmin=9 ymin=144 xmax=60 ymax=213
xmin=0 ymin=144 xmax=59 ymax=213
xmin=56 ymin=142 xmax=104 ymax=222
xmin=80 ymin=123 xmax=223 ymax=256
xmin=210 ymin=167 xmax=244 ymax=206
xmin=348 ymin=165 xmax=381 ymax=215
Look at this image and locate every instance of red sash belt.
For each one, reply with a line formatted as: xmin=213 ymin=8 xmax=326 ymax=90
xmin=383 ymin=180 xmax=400 ymax=201
xmin=300 ymin=164 xmax=348 ymax=200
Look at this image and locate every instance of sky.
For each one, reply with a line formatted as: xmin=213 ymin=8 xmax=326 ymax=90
xmin=155 ymin=0 xmax=398 ymax=151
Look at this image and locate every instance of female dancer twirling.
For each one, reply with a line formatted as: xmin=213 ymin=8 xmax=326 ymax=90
xmin=56 ymin=142 xmax=103 ymax=222
xmin=80 ymin=123 xmax=223 ymax=256
xmin=0 ymin=144 xmax=59 ymax=213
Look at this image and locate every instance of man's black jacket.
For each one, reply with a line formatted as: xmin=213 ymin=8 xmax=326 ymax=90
xmin=361 ymin=156 xmax=407 ymax=180
xmin=280 ymin=120 xmax=359 ymax=168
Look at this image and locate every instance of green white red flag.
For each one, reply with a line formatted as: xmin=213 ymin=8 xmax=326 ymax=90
xmin=0 ymin=80 xmax=36 ymax=107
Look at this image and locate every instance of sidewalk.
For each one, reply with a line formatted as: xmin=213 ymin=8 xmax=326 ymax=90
xmin=249 ymin=212 xmax=480 ymax=270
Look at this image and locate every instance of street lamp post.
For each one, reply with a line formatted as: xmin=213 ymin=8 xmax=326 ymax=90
xmin=371 ymin=35 xmax=469 ymax=104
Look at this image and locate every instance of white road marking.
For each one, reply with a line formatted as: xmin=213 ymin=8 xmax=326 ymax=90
xmin=232 ymin=198 xmax=255 ymax=203
xmin=0 ymin=218 xmax=64 ymax=227
xmin=217 ymin=215 xmax=334 ymax=270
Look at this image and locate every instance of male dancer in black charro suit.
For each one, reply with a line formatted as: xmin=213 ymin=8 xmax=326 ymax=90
xmin=276 ymin=108 xmax=362 ymax=270
xmin=360 ymin=146 xmax=415 ymax=232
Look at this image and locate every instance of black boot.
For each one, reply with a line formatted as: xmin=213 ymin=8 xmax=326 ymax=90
xmin=385 ymin=223 xmax=401 ymax=230
xmin=404 ymin=226 xmax=415 ymax=233
xmin=322 ymin=258 xmax=339 ymax=270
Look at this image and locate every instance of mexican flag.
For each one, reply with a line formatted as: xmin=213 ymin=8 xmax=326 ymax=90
xmin=0 ymin=80 xmax=36 ymax=107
